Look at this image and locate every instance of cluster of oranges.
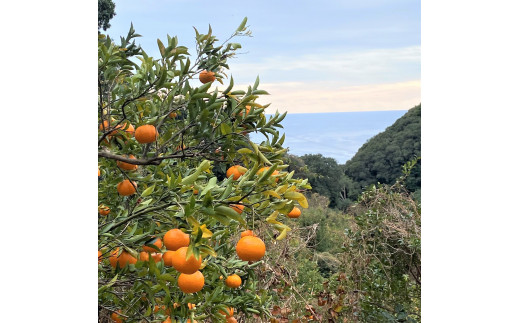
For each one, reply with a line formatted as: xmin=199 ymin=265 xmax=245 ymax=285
xmin=101 ymin=226 xmax=267 ymax=322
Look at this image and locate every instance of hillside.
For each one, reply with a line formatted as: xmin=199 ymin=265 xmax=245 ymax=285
xmin=344 ymin=104 xmax=421 ymax=196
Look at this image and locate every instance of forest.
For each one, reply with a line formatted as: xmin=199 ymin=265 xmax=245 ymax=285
xmin=286 ymin=104 xmax=421 ymax=210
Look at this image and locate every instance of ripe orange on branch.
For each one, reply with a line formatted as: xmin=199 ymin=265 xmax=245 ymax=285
xmin=225 ymin=274 xmax=242 ymax=288
xmin=134 ymin=124 xmax=158 ymax=143
xmin=110 ymin=311 xmax=123 ymax=323
xmin=230 ymin=204 xmax=245 ymax=214
xmin=117 ymin=155 xmax=139 ymax=171
xmin=240 ymin=230 xmax=257 ymax=238
xmin=99 ymin=204 xmax=110 ymax=216
xmin=178 ymin=270 xmax=205 ymax=293
xmin=287 ymin=207 xmax=302 ymax=218
xmin=236 ymin=236 xmax=266 ymax=261
xmin=117 ymin=180 xmax=137 ymax=196
xmin=257 ymin=166 xmax=280 ymax=182
xmin=110 ymin=249 xmax=137 ymax=268
xmin=139 ymin=252 xmax=162 ymax=263
xmin=143 ymin=237 xmax=163 ymax=253
xmin=199 ymin=70 xmax=215 ymax=84
xmin=162 ymin=250 xmax=176 ymax=266
xmin=171 ymin=247 xmax=202 ymax=274
xmin=226 ymin=165 xmax=246 ymax=180
xmin=219 ymin=306 xmax=234 ymax=317
xmin=163 ymin=229 xmax=190 ymax=251
xmin=238 ymin=105 xmax=252 ymax=117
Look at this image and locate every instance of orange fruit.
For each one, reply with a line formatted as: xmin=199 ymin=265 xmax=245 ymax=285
xmin=110 ymin=250 xmax=137 ymax=268
xmin=230 ymin=204 xmax=245 ymax=214
xmin=178 ymin=270 xmax=205 ymax=293
xmin=162 ymin=250 xmax=176 ymax=266
xmin=287 ymin=207 xmax=301 ymax=218
xmin=143 ymin=237 xmax=163 ymax=253
xmin=163 ymin=317 xmax=172 ymax=323
xmin=257 ymin=166 xmax=280 ymax=182
xmin=139 ymin=252 xmax=162 ymax=263
xmin=117 ymin=155 xmax=139 ymax=171
xmin=98 ymin=167 xmax=101 ymax=177
xmin=121 ymin=122 xmax=135 ymax=136
xmin=109 ymin=248 xmax=120 ymax=268
xmin=187 ymin=320 xmax=198 ymax=323
xmin=99 ymin=204 xmax=110 ymax=216
xmin=188 ymin=303 xmax=196 ymax=309
xmin=226 ymin=165 xmax=246 ymax=180
xmin=219 ymin=275 xmax=223 ymax=280
xmin=154 ymin=305 xmax=171 ymax=315
xmin=98 ymin=250 xmax=103 ymax=264
xmin=117 ymin=180 xmax=137 ymax=196
xmin=236 ymin=236 xmax=266 ymax=261
xmin=169 ymin=112 xmax=177 ymax=118
xmin=199 ymin=70 xmax=216 ymax=84
xmin=134 ymin=124 xmax=158 ymax=143
xmin=99 ymin=120 xmax=118 ymax=136
xmin=110 ymin=311 xmax=123 ymax=323
xmin=240 ymin=230 xmax=257 ymax=238
xmin=225 ymin=274 xmax=242 ymax=288
xmin=226 ymin=318 xmax=238 ymax=323
xmin=219 ymin=306 xmax=234 ymax=317
xmin=163 ymin=229 xmax=190 ymax=251
xmin=172 ymin=247 xmax=202 ymax=274
xmin=238 ymin=105 xmax=252 ymax=117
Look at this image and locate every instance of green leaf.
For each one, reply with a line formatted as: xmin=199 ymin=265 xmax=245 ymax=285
xmin=220 ymin=123 xmax=232 ymax=135
xmin=141 ymin=184 xmax=155 ymax=197
xmin=236 ymin=17 xmax=248 ymax=32
xmin=215 ymin=205 xmax=246 ymax=226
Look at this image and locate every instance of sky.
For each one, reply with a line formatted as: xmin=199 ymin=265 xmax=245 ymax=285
xmin=106 ymin=0 xmax=421 ymax=114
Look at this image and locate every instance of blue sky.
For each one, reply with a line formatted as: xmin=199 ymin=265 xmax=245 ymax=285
xmin=106 ymin=0 xmax=420 ymax=113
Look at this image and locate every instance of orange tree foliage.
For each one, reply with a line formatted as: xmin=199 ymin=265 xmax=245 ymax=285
xmin=98 ymin=18 xmax=311 ymax=322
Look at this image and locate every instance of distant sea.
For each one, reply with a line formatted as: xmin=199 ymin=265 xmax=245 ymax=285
xmin=249 ymin=110 xmax=409 ymax=164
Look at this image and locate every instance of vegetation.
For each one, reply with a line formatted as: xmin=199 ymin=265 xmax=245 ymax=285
xmin=344 ymin=105 xmax=421 ymax=197
xmin=97 ymin=5 xmax=421 ymax=322
xmin=98 ymin=0 xmax=116 ymax=31
xmin=286 ymin=105 xmax=421 ymax=210
xmin=98 ymin=19 xmax=311 ymax=322
xmin=262 ymin=158 xmax=421 ymax=322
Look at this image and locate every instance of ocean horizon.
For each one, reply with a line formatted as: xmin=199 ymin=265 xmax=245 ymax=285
xmin=249 ymin=110 xmax=409 ymax=164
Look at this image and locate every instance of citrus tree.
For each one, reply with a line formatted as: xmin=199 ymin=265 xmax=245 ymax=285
xmin=98 ymin=18 xmax=311 ymax=323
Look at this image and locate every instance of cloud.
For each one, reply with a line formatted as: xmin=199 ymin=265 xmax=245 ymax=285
xmin=233 ymin=80 xmax=421 ymax=113
xmin=229 ymin=46 xmax=420 ymax=85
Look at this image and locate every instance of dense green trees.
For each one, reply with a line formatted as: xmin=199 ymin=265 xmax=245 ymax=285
xmin=345 ymin=104 xmax=421 ymax=196
xmin=286 ymin=154 xmax=353 ymax=209
xmin=286 ymin=104 xmax=421 ymax=210
xmin=98 ymin=0 xmax=116 ymax=31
